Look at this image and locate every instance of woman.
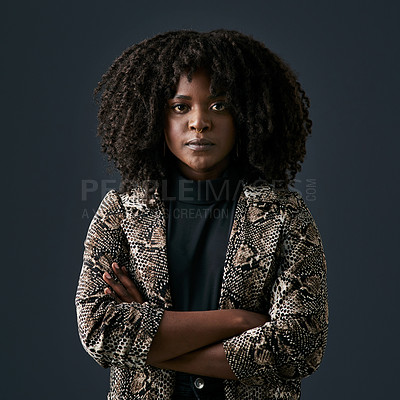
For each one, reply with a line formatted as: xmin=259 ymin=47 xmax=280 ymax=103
xmin=75 ymin=29 xmax=328 ymax=400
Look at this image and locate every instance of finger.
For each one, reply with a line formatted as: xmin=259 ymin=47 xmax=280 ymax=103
xmin=112 ymin=263 xmax=144 ymax=303
xmin=103 ymin=271 xmax=134 ymax=303
xmin=104 ymin=287 xmax=122 ymax=304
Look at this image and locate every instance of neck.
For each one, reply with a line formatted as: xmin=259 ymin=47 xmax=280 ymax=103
xmin=176 ymin=158 xmax=231 ymax=181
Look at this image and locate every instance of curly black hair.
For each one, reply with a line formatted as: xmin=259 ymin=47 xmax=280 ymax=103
xmin=95 ymin=29 xmax=312 ymax=197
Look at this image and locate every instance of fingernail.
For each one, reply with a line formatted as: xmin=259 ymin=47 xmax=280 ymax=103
xmin=104 ymin=272 xmax=111 ymax=279
xmin=113 ymin=263 xmax=119 ymax=269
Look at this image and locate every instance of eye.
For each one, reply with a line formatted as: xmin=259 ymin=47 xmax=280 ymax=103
xmin=211 ymin=102 xmax=227 ymax=112
xmin=171 ymin=103 xmax=189 ymax=113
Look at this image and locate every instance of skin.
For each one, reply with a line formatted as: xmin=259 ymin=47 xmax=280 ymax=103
xmin=101 ymin=71 xmax=269 ymax=378
xmin=164 ymin=69 xmax=236 ymax=181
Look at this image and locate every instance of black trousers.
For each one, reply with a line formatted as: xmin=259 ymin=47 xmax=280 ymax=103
xmin=171 ymin=372 xmax=225 ymax=400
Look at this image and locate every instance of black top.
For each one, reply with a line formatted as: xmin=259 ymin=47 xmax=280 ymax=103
xmin=164 ymin=165 xmax=242 ymax=397
xmin=164 ymin=164 xmax=242 ymax=311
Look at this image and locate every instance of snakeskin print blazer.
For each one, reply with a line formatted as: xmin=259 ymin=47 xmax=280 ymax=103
xmin=75 ymin=183 xmax=328 ymax=400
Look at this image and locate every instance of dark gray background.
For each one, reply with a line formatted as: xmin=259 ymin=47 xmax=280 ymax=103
xmin=2 ymin=0 xmax=399 ymax=398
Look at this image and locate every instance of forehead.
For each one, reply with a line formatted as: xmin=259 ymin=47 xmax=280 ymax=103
xmin=173 ymin=69 xmax=227 ymax=98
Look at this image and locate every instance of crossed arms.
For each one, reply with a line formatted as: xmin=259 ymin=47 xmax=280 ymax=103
xmin=102 ymin=262 xmax=269 ymax=379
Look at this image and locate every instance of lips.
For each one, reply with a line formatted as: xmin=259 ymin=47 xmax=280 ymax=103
xmin=185 ymin=138 xmax=214 ymax=151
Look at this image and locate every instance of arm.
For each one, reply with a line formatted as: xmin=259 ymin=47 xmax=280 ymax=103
xmin=151 ymin=343 xmax=237 ymax=379
xmin=222 ymin=193 xmax=328 ymax=384
xmin=75 ymin=190 xmax=164 ymax=369
xmin=147 ymin=309 xmax=268 ymax=364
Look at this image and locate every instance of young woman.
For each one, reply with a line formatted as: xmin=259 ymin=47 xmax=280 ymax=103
xmin=75 ymin=29 xmax=328 ymax=400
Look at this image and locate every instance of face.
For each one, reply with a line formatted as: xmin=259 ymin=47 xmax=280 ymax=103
xmin=164 ymin=69 xmax=236 ymax=181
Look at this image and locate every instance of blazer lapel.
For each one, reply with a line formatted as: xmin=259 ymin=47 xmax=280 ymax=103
xmin=219 ymin=184 xmax=285 ymax=311
xmin=120 ymin=190 xmax=172 ymax=308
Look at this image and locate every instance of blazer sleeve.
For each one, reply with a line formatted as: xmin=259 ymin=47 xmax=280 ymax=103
xmin=222 ymin=192 xmax=328 ymax=385
xmin=75 ymin=190 xmax=165 ymax=369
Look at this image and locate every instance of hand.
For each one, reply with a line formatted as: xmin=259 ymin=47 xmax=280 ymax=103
xmin=103 ymin=262 xmax=144 ymax=304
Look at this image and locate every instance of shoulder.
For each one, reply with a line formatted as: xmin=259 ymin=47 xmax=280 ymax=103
xmin=242 ymin=182 xmax=307 ymax=215
xmin=89 ymin=190 xmax=127 ymax=229
xmin=242 ymin=183 xmax=324 ymax=253
xmin=97 ymin=187 xmax=151 ymax=211
xmin=241 ymin=183 xmax=318 ymax=237
xmin=113 ymin=187 xmax=166 ymax=219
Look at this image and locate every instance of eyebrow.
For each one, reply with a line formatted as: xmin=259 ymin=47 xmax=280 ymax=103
xmin=172 ymin=93 xmax=226 ymax=100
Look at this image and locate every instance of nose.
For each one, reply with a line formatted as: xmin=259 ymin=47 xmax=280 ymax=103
xmin=189 ymin=109 xmax=211 ymax=133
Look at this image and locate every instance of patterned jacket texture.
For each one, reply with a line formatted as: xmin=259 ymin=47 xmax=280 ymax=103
xmin=75 ymin=182 xmax=328 ymax=400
